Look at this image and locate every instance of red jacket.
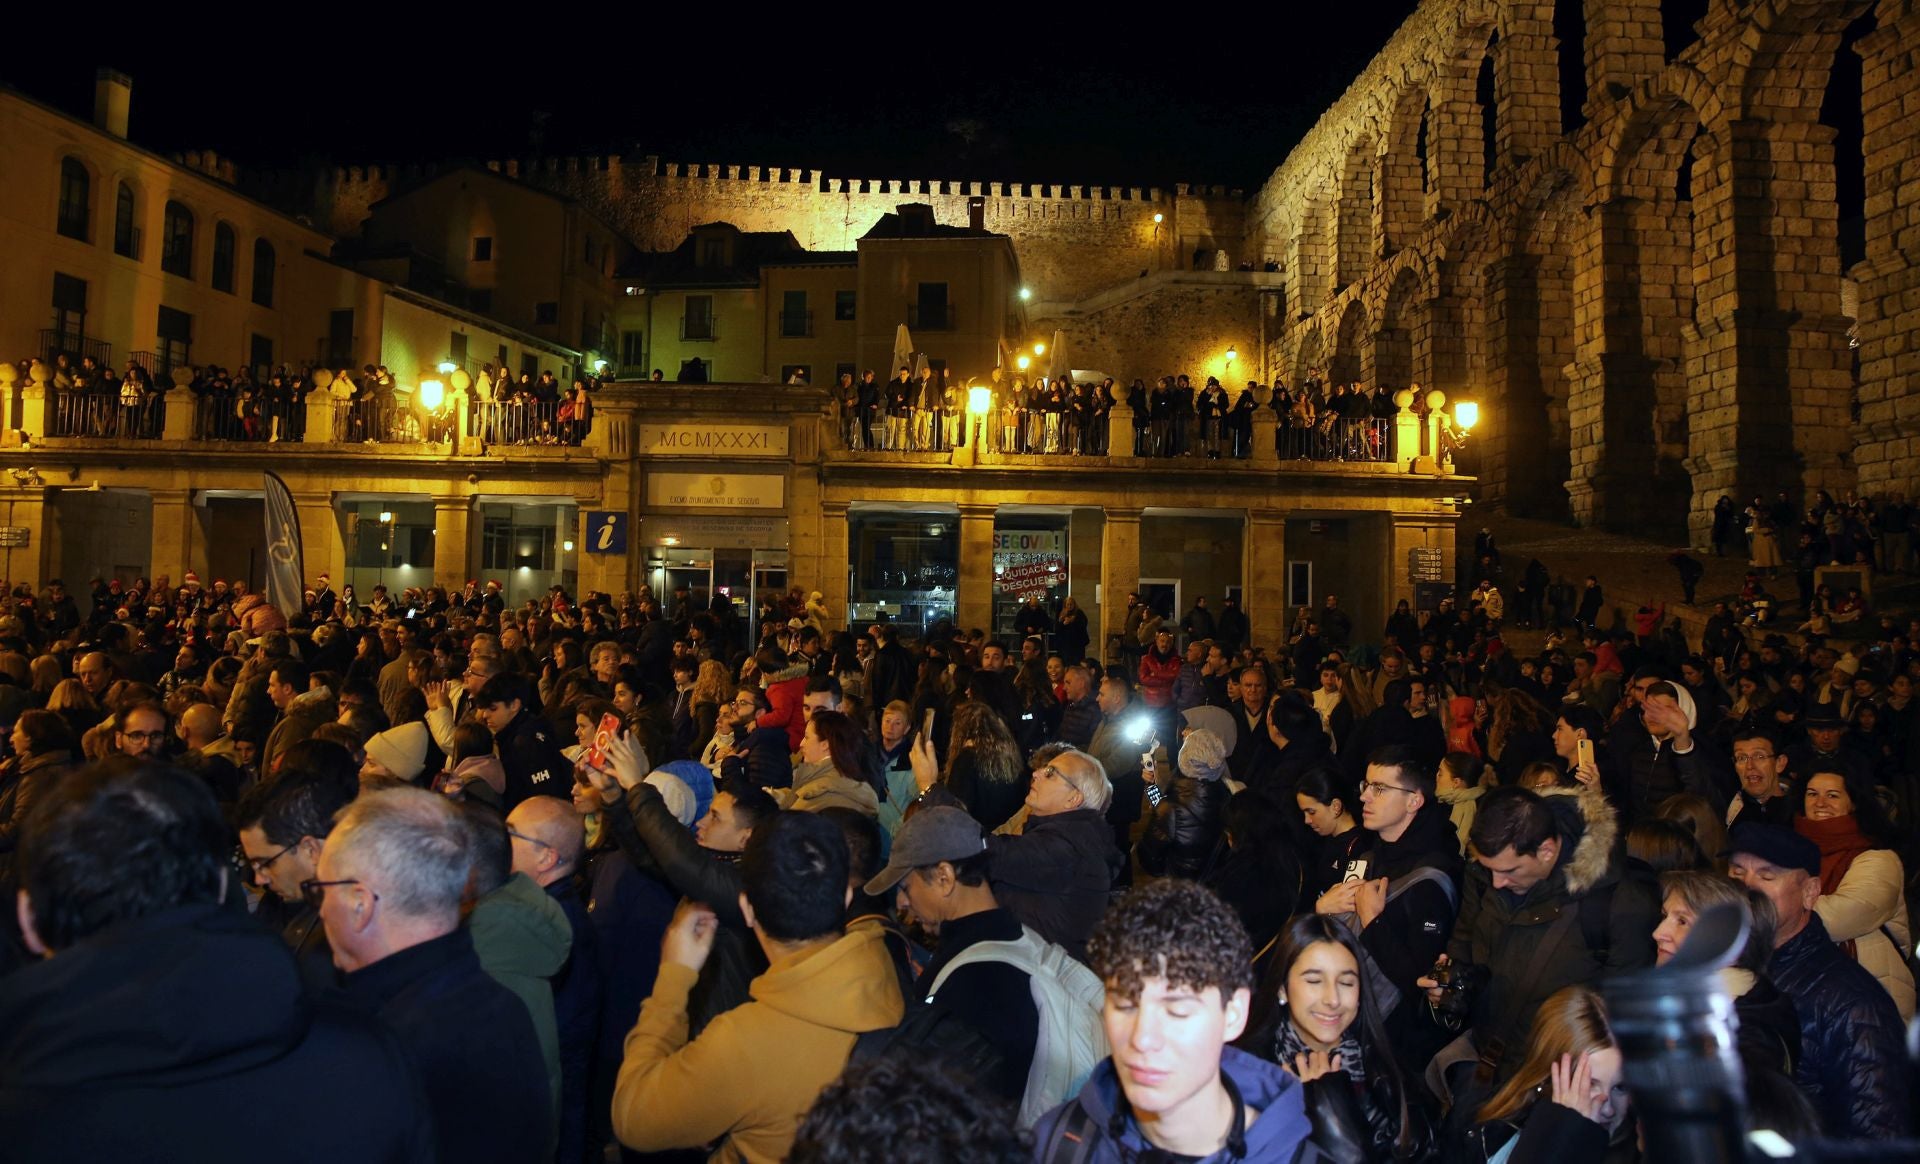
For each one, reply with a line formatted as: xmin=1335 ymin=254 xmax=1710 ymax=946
xmin=1137 ymin=650 xmax=1182 ymax=708
xmin=756 ymin=665 xmax=810 ymax=751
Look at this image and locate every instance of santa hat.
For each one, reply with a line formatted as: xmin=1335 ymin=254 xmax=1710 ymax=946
xmin=183 ymin=571 xmax=201 ymax=588
xmin=486 ymin=580 xmax=501 ymax=589
xmin=467 ymin=579 xmax=478 ymax=588
xmin=316 ymin=574 xmax=330 ymax=586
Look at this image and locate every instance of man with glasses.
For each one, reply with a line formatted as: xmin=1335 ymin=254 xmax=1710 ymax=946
xmin=0 ymin=765 xmax=429 ymax=1160
xmin=235 ymin=764 xmax=358 ymax=992
xmin=718 ymin=686 xmax=792 ymax=790
xmin=1727 ymin=725 xmax=1796 ymax=828
xmin=426 ymin=653 xmax=500 ymax=754
xmin=320 ymin=786 xmax=550 ymax=1163
xmin=1315 ymin=745 xmax=1462 ymax=1054
xmin=508 ymin=797 xmax=602 ymax=1164
xmin=113 ymin=700 xmax=171 ymax=762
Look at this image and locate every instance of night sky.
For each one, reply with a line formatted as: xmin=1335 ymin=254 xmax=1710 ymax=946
xmin=1 ymin=13 xmax=1421 ymax=190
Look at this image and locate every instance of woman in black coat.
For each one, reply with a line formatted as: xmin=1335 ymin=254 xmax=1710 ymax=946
xmin=1136 ymin=728 xmax=1231 ymax=880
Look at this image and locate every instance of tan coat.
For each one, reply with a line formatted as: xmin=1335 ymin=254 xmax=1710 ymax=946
xmin=1815 ymin=848 xmax=1915 ymax=1022
xmin=613 ymin=927 xmax=904 ymax=1163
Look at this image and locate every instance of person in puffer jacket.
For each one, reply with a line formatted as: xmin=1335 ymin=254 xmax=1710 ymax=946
xmin=1136 ymin=728 xmax=1230 ymax=880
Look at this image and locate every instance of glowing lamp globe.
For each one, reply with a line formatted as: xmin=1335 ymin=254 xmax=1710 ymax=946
xmin=1454 ymin=401 xmax=1479 ymax=431
xmin=417 ymin=379 xmax=446 ymax=411
xmin=1016 ymin=355 xmax=1032 ymax=370
xmin=968 ymin=386 xmax=992 ymax=416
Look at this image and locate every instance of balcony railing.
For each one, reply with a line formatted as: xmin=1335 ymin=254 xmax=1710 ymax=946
xmin=48 ymin=390 xmax=164 ymax=440
xmin=196 ymin=394 xmax=305 ymax=442
xmin=907 ymin=305 xmax=954 ymax=331
xmin=680 ymin=316 xmax=716 ymax=341
xmin=330 ymin=397 xmax=416 ymax=443
xmin=129 ymin=350 xmax=188 ymax=380
xmin=778 ymin=310 xmax=814 ymax=338
xmin=314 ymin=337 xmax=359 ymax=370
xmin=468 ymin=400 xmax=586 ymax=446
xmin=39 ymin=328 xmax=113 ymax=368
xmin=847 ymin=408 xmax=1403 ymax=466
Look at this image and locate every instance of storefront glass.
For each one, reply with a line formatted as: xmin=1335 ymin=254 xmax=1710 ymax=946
xmin=848 ymin=507 xmax=957 ymax=637
xmin=991 ymin=516 xmax=1070 ymax=643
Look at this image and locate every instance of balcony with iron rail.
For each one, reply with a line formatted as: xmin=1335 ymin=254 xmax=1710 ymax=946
xmin=38 ymin=329 xmax=113 ymax=369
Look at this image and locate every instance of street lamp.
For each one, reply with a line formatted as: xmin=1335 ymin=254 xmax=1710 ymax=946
xmin=1453 ymin=401 xmax=1479 ymax=431
xmin=1018 ymin=287 xmax=1032 ymax=302
xmin=417 ymin=379 xmax=446 ymax=412
xmin=1225 ymin=346 xmax=1237 ymax=364
xmin=968 ymin=386 xmax=992 ymax=450
xmin=436 ymin=360 xmax=457 ymax=375
xmin=1016 ymin=355 xmax=1031 ymax=371
xmin=1152 ymin=212 xmax=1164 ymax=224
xmin=1032 ymin=342 xmax=1046 ymax=357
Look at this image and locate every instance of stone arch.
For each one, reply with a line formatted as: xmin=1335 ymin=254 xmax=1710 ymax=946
xmin=1593 ymin=67 xmax=1726 ymax=201
xmin=1329 ymin=298 xmax=1371 ymax=386
xmin=1375 ymin=266 xmax=1424 ymax=392
xmin=1337 ymin=138 xmax=1376 ymax=287
xmin=1292 ymin=323 xmax=1327 ymax=385
xmin=1380 ymin=86 xmax=1429 ymax=253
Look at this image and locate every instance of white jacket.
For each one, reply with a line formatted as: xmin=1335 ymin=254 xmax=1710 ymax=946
xmin=1814 ymin=847 xmax=1915 ymax=1022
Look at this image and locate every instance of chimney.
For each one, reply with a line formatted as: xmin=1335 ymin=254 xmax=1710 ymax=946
xmin=94 ymin=68 xmax=131 ymax=139
xmin=967 ymin=195 xmax=985 ymax=232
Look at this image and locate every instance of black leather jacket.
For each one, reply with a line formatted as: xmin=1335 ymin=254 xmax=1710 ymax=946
xmin=1770 ymin=912 xmax=1911 ymax=1139
xmin=1135 ymin=777 xmax=1228 ymax=880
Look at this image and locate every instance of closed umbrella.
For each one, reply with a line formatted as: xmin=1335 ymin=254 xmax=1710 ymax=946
xmin=1047 ymin=329 xmax=1070 ymax=385
xmin=892 ymin=325 xmax=914 ymax=378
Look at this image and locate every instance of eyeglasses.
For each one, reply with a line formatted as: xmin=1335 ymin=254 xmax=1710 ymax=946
xmin=246 ymin=842 xmax=297 ymax=875
xmin=1361 ymin=780 xmax=1416 ymax=797
xmin=300 ymin=878 xmax=377 ymax=909
xmin=505 ymin=828 xmax=552 ymax=851
xmin=120 ymin=729 xmax=169 ymax=743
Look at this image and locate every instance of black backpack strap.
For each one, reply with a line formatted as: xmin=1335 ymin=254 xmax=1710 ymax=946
xmin=1041 ymin=1099 xmax=1100 ymax=1164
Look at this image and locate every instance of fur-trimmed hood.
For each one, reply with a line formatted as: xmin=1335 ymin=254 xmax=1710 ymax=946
xmin=760 ymin=661 xmax=809 ymax=687
xmin=1536 ymin=782 xmax=1617 ymax=896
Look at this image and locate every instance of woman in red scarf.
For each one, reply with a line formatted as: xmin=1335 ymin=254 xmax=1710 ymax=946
xmin=1794 ymin=766 xmax=1914 ymax=1020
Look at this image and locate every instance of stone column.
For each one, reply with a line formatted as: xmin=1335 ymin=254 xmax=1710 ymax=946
xmin=1100 ymin=507 xmax=1142 ymax=669
xmin=1854 ymin=12 xmax=1920 ymax=495
xmin=17 ymin=381 xmax=49 ymax=443
xmin=303 ymin=395 xmax=336 ymax=444
xmin=1107 ymin=409 xmax=1134 ymax=460
xmin=1244 ymin=509 xmax=1287 ymax=653
xmin=293 ymin=492 xmax=342 ymax=586
xmin=160 ymin=392 xmax=194 ymax=441
xmin=957 ymin=502 xmax=997 ymax=635
xmin=149 ymin=489 xmax=203 ymax=583
xmin=432 ymin=497 xmax=472 ymax=593
xmin=818 ymin=500 xmax=851 ymax=632
xmin=1581 ymin=0 xmax=1665 ymax=115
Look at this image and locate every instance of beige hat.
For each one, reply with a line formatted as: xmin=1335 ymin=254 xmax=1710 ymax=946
xmin=365 ymin=722 xmax=430 ymax=783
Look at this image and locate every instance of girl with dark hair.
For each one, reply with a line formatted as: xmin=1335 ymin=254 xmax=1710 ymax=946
xmin=1296 ymin=763 xmax=1368 ymax=898
xmin=1203 ymin=789 xmax=1304 ymax=958
xmin=1245 ymin=914 xmax=1427 ymax=1161
xmin=0 ymin=709 xmax=78 ymax=880
xmin=1795 ymin=765 xmax=1915 ymax=1020
xmin=940 ymin=702 xmax=1026 ymax=833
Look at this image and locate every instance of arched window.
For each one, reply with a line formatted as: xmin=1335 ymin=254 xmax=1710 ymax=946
xmin=212 ymin=223 xmax=236 ymax=292
xmin=114 ymin=182 xmax=137 ymax=257
xmin=162 ymin=201 xmax=195 ymax=278
xmin=57 ymin=158 xmax=91 ymax=241
xmin=251 ymin=238 xmax=276 ymax=307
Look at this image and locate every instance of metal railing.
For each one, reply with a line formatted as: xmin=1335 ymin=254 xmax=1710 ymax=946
xmin=331 ymin=397 xmax=412 ymax=443
xmin=680 ymin=315 xmax=716 ymax=341
xmin=38 ymin=328 xmax=112 ymax=368
xmin=846 ymin=411 xmax=1398 ymax=464
xmin=907 ymin=305 xmax=954 ymax=330
xmin=196 ymin=394 xmax=305 ymax=442
xmin=129 ymin=350 xmax=187 ymax=380
xmin=48 ymin=390 xmax=164 ymax=439
xmin=468 ymin=400 xmax=584 ymax=446
xmin=1275 ymin=418 xmax=1394 ymax=462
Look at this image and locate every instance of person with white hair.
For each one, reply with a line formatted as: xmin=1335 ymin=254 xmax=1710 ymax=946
xmin=911 ymin=742 xmax=1121 ymax=962
xmin=322 ymin=786 xmax=550 ymax=1163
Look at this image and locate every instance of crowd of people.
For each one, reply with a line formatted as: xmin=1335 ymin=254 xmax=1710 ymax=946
xmin=21 ymin=351 xmax=596 ymax=447
xmin=840 ymin=366 xmax=1456 ymax=465
xmin=0 ymin=535 xmax=1917 ymax=1162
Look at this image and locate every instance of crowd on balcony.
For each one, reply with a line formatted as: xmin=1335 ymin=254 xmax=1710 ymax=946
xmin=4 ymin=525 xmax=1920 ymax=1159
xmin=838 ymin=366 xmax=1454 ymax=465
xmin=17 ymin=352 xmax=599 ymax=448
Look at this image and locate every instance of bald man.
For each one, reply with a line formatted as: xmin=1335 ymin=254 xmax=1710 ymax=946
xmin=177 ymin=702 xmax=244 ymax=805
xmin=505 ymin=796 xmax=601 ymax=1164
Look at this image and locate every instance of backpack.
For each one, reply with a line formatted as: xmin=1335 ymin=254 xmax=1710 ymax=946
xmin=930 ymin=926 xmax=1109 ymax=1128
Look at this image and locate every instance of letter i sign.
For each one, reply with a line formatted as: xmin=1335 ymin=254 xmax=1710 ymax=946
xmin=586 ymin=512 xmax=627 ymax=555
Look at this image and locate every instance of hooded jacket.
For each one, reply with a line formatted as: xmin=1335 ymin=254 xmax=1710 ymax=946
xmin=775 ymin=770 xmax=882 ymax=817
xmin=264 ymin=685 xmax=336 ymax=774
xmin=1770 ymin=911 xmax=1911 ymax=1140
xmin=468 ymin=872 xmax=572 ymax=1125
xmin=612 ymin=926 xmax=904 ymax=1164
xmin=1355 ymin=799 xmax=1465 ymax=1014
xmin=756 ymin=662 xmax=811 ymax=751
xmin=1445 ymin=784 xmax=1659 ymax=1076
xmin=1603 ymin=684 xmax=1735 ymax=823
xmin=0 ymin=903 xmax=432 ymax=1164
xmin=1029 ymin=1045 xmax=1314 ymax=1163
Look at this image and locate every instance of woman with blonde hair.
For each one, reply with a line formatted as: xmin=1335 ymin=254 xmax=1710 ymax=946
xmin=1484 ymin=684 xmax=1554 ymax=785
xmin=1450 ymin=985 xmax=1630 ymax=1162
xmin=1335 ymin=663 xmax=1378 ymax=721
xmin=28 ymin=654 xmax=61 ymax=702
xmin=689 ymin=659 xmax=734 ymax=757
xmin=45 ymin=678 xmax=98 ymax=741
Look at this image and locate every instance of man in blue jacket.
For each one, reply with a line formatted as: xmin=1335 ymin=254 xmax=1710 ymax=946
xmin=1030 ymin=880 xmax=1313 ymax=1162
